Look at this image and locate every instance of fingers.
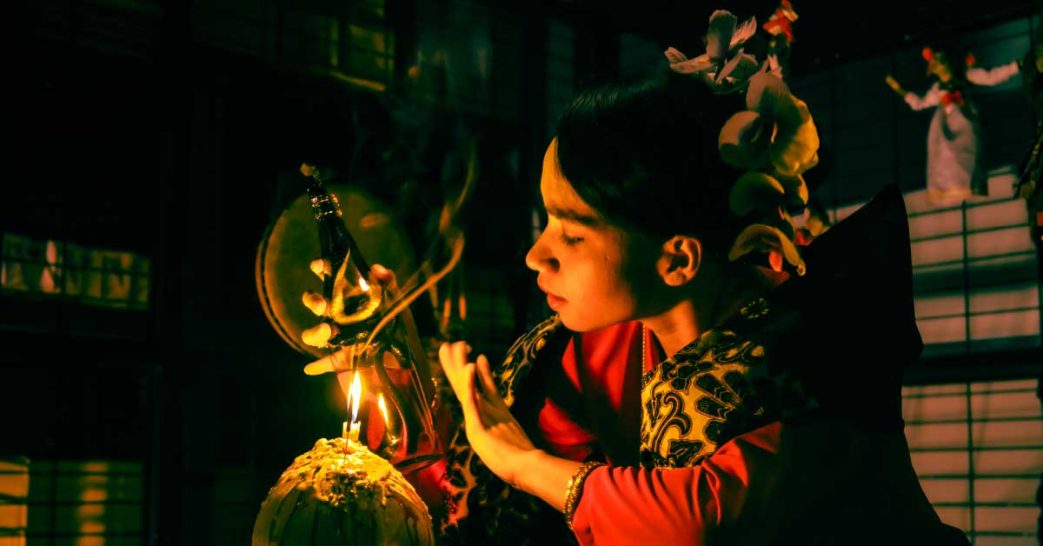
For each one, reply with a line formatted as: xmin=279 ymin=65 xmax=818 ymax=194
xmin=303 ymin=356 xmax=335 ymax=376
xmin=438 ymin=341 xmax=454 ymax=376
xmin=476 ymin=354 xmax=498 ymax=399
xmin=439 ymin=341 xmax=479 ymax=423
xmin=459 ymin=359 xmax=479 ymax=422
xmin=439 ymin=340 xmax=478 ymax=404
xmin=476 ymin=355 xmax=511 ymax=414
xmin=439 ymin=340 xmax=471 ymax=367
xmin=302 ymin=345 xmax=357 ymax=376
xmin=438 ymin=341 xmax=463 ymax=393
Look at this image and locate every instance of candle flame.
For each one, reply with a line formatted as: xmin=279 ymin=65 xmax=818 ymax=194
xmin=358 ymin=276 xmax=370 ymax=291
xmin=349 ymin=371 xmax=362 ymax=423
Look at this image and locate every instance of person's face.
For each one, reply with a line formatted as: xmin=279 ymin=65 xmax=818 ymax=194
xmin=525 ymin=141 xmax=658 ymax=332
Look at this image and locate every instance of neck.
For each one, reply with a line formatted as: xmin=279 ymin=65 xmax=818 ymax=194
xmin=641 ymin=264 xmax=771 ymax=358
xmin=640 ymin=301 xmax=704 ymax=358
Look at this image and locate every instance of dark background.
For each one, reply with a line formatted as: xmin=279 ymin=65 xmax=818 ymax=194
xmin=3 ymin=0 xmax=1040 ymax=544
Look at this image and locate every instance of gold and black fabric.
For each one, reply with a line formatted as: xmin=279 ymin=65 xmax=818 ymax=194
xmin=638 ymin=308 xmax=817 ymax=468
xmin=438 ymin=315 xmax=579 ymax=546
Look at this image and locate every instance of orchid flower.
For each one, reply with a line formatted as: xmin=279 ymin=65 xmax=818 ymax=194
xmin=718 ymin=72 xmax=820 ymax=275
xmin=664 ymin=10 xmax=760 ymax=93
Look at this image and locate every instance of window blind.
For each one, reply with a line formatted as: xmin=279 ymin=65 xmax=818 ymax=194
xmin=903 ymin=378 xmax=1042 ymax=545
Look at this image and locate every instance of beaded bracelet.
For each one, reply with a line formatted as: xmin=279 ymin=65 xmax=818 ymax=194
xmin=563 ymin=461 xmax=605 ymax=531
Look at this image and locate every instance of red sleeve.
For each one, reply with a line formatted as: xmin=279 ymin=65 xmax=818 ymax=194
xmin=570 ymin=422 xmax=783 ymax=546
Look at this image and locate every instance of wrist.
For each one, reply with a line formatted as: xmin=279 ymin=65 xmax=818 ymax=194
xmin=563 ymin=461 xmax=605 ymax=530
xmin=508 ymin=448 xmax=548 ymax=492
xmin=506 ymin=449 xmax=588 ymax=513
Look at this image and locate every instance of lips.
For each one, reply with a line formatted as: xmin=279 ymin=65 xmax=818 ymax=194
xmin=546 ymin=292 xmax=566 ymax=311
xmin=538 ymin=281 xmax=566 ymax=311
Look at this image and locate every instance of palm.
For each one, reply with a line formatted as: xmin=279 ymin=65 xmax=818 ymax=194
xmin=439 ymin=342 xmax=535 ymax=487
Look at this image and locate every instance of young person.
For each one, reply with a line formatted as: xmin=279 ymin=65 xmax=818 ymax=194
xmin=437 ymin=64 xmax=969 ymax=545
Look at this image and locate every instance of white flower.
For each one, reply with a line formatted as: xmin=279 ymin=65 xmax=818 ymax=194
xmin=665 ymin=10 xmax=761 ymax=93
xmin=719 ymin=72 xmax=820 ymax=276
xmin=719 ymin=72 xmax=819 ymax=177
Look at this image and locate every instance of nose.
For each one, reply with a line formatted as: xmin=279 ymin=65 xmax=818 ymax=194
xmin=525 ymin=229 xmax=558 ymax=273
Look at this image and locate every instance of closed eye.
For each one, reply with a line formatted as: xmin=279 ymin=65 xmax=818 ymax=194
xmin=561 ymin=232 xmax=584 ymax=246
xmin=548 ymin=214 xmax=587 ymax=247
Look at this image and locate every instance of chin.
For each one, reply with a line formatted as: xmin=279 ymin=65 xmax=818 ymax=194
xmin=558 ymin=312 xmax=610 ymax=333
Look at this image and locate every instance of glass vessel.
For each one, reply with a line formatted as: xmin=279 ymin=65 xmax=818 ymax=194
xmin=301 ymin=163 xmax=441 ymax=474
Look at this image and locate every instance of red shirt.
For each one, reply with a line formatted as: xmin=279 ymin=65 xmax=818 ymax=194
xmin=535 ymin=321 xmax=657 ymax=466
xmin=466 ymin=319 xmax=948 ymax=545
xmin=531 ymin=321 xmax=790 ymax=545
xmin=571 ymin=422 xmax=782 ymax=546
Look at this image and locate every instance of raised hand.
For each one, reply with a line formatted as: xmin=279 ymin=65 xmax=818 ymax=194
xmin=438 ymin=341 xmax=536 ymax=488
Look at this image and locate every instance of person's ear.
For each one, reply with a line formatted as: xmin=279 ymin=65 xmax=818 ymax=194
xmin=657 ymin=235 xmax=702 ymax=287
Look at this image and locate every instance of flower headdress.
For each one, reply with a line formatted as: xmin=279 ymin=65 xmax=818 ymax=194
xmin=666 ymin=10 xmax=820 ymax=276
xmin=665 ymin=10 xmax=761 ymax=94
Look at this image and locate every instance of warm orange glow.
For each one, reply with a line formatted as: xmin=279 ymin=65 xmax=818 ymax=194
xmin=0 ymin=458 xmax=28 ymax=543
xmin=377 ymin=394 xmax=389 ymax=427
xmin=345 ymin=371 xmax=363 ymax=442
xmin=358 ymin=275 xmax=370 ymax=292
xmin=76 ymin=463 xmax=108 ymax=545
xmin=324 ymin=70 xmax=387 ymax=92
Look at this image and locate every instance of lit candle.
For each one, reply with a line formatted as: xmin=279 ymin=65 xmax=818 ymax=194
xmin=347 ymin=371 xmax=362 ymax=443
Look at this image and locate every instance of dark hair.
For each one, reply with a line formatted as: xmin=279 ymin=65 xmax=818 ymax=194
xmin=554 ymin=69 xmax=745 ymax=253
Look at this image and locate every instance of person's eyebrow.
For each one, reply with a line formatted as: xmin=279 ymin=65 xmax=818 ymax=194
xmin=546 ymin=206 xmax=601 ymax=226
